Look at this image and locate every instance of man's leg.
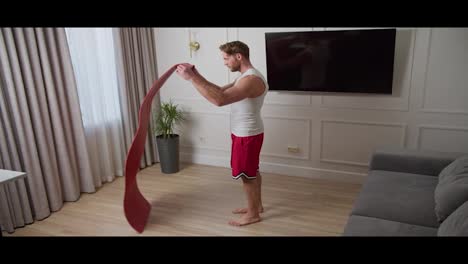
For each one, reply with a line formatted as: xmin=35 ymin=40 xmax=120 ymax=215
xmin=257 ymin=171 xmax=263 ymax=211
xmin=229 ymin=177 xmax=261 ymax=226
xmin=232 ymin=171 xmax=264 ymax=214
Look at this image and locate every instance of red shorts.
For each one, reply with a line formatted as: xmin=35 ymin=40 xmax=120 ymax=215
xmin=230 ymin=133 xmax=264 ymax=180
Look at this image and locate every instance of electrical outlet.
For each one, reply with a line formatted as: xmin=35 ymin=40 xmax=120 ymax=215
xmin=288 ymin=146 xmax=300 ymax=153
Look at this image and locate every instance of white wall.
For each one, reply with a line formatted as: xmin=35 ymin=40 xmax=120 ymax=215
xmin=154 ymin=28 xmax=468 ymax=183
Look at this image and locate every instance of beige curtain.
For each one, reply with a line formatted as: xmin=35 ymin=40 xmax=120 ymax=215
xmin=114 ymin=28 xmax=160 ymax=167
xmin=0 ymin=28 xmax=96 ymax=233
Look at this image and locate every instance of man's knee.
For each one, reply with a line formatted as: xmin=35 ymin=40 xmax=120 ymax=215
xmin=241 ymin=177 xmax=257 ymax=184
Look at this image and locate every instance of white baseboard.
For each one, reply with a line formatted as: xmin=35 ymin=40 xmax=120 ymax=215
xmin=181 ymin=152 xmax=366 ymax=184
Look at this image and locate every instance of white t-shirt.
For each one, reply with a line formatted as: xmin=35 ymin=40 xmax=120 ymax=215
xmin=230 ymin=68 xmax=269 ymax=137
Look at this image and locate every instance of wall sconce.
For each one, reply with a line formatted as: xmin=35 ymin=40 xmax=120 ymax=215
xmin=189 ymin=41 xmax=200 ymax=58
xmin=187 ymin=28 xmax=200 ymax=58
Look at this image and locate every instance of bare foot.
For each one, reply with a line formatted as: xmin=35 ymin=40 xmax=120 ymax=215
xmin=228 ymin=214 xmax=261 ymax=226
xmin=232 ymin=206 xmax=264 ymax=214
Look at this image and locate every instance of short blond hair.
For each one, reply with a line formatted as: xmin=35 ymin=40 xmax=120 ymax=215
xmin=219 ymin=41 xmax=249 ymax=59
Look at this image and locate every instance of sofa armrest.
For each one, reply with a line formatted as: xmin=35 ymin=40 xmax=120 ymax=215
xmin=369 ymin=147 xmax=463 ymax=176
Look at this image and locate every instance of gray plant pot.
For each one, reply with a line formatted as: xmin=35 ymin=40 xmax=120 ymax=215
xmin=156 ymin=134 xmax=179 ymax=174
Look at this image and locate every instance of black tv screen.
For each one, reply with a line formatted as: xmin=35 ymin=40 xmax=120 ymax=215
xmin=265 ymin=29 xmax=396 ymax=94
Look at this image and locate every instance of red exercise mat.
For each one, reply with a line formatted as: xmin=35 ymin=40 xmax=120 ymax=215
xmin=124 ymin=63 xmax=192 ymax=233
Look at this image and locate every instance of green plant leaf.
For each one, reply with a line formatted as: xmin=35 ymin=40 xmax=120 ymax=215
xmin=152 ymin=100 xmax=185 ymax=138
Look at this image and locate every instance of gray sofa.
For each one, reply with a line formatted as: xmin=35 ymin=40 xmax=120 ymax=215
xmin=343 ymin=147 xmax=468 ymax=236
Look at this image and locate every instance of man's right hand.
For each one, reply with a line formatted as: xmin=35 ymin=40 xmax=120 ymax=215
xmin=176 ymin=63 xmax=196 ymax=81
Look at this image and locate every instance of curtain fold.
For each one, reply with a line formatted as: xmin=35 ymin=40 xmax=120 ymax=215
xmin=0 ymin=28 xmax=95 ymax=233
xmin=114 ymin=28 xmax=160 ymax=168
xmin=65 ymin=28 xmax=127 ymax=184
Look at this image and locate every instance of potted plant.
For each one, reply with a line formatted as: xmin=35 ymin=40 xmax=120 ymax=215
xmin=152 ymin=100 xmax=185 ymax=174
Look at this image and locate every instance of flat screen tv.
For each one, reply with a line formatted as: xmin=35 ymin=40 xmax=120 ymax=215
xmin=265 ymin=28 xmax=396 ymax=94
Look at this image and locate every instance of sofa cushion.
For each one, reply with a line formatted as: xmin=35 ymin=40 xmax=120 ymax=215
xmin=343 ymin=215 xmax=437 ymax=236
xmin=434 ymin=155 xmax=468 ymax=222
xmin=437 ymin=200 xmax=468 ymax=236
xmin=351 ymin=170 xmax=439 ymax=228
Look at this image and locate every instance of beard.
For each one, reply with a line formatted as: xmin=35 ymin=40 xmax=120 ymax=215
xmin=230 ymin=64 xmax=240 ymax=72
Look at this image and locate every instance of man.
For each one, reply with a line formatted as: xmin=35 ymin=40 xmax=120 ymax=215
xmin=176 ymin=40 xmax=268 ymax=226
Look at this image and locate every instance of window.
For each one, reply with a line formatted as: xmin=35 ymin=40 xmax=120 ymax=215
xmin=65 ymin=28 xmax=122 ymax=128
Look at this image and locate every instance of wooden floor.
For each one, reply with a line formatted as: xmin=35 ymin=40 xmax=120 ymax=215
xmin=3 ymin=163 xmax=363 ymax=236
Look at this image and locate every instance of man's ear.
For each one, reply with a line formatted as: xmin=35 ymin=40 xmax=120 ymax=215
xmin=235 ymin=53 xmax=242 ymax=60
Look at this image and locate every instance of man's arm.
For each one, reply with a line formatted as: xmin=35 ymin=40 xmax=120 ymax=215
xmin=190 ymin=74 xmax=264 ymax=106
xmin=176 ymin=64 xmax=265 ymax=107
xmin=221 ymin=82 xmax=235 ymax=90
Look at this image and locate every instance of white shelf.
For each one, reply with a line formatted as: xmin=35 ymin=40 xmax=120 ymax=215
xmin=0 ymin=169 xmax=27 ymax=185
